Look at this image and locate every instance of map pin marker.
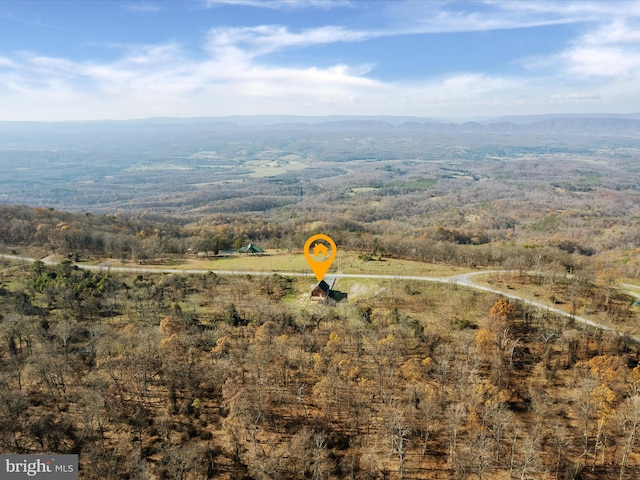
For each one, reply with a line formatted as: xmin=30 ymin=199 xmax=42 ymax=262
xmin=304 ymin=234 xmax=337 ymax=282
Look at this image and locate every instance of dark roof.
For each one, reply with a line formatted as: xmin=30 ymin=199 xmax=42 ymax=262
xmin=239 ymin=243 xmax=263 ymax=253
xmin=312 ymin=277 xmax=336 ymax=294
xmin=314 ymin=279 xmax=331 ymax=294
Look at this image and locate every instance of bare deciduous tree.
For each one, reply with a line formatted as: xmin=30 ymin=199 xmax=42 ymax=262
xmin=617 ymin=395 xmax=640 ymax=480
xmin=386 ymin=407 xmax=411 ymax=479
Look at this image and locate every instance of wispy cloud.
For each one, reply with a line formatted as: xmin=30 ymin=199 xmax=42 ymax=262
xmin=497 ymin=0 xmax=640 ymax=18
xmin=525 ymin=17 xmax=640 ymax=79
xmin=0 ymin=11 xmax=52 ymax=28
xmin=380 ymin=0 xmax=594 ymax=35
xmin=125 ymin=3 xmax=165 ymax=13
xmin=373 ymin=0 xmax=640 ymax=41
xmin=582 ymin=18 xmax=640 ymax=44
xmin=206 ymin=24 xmax=371 ymax=60
xmin=563 ymin=45 xmax=640 ymax=78
xmin=204 ymin=0 xmax=352 ymax=10
xmin=1 ymin=1 xmax=640 ymax=120
xmin=0 ymin=56 xmax=17 ymax=69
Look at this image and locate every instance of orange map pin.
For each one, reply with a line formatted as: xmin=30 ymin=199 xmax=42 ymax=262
xmin=304 ymin=234 xmax=337 ymax=281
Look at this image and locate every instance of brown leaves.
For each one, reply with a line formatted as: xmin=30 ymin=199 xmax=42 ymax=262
xmin=489 ymin=298 xmax=515 ymax=322
xmin=159 ymin=315 xmax=185 ymax=336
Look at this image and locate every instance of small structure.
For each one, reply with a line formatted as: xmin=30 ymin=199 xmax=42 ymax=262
xmin=311 ymin=277 xmax=336 ymax=301
xmin=238 ymin=243 xmax=263 ymax=254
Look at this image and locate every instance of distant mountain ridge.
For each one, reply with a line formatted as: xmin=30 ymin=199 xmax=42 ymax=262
xmin=1 ymin=113 xmax=639 ymax=136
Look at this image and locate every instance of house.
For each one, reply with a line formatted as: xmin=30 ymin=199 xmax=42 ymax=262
xmin=311 ymin=277 xmax=336 ymax=301
xmin=238 ymin=243 xmax=263 ymax=254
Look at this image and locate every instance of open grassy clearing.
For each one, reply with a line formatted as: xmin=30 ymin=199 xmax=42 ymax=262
xmin=115 ymin=251 xmax=476 ymax=277
xmin=0 ymin=245 xmax=53 ymax=260
xmin=246 ymin=159 xmax=310 ymax=178
xmin=331 ymin=277 xmax=388 ymax=301
xmin=337 ymin=253 xmax=473 ymax=277
xmin=191 ymin=178 xmax=245 ymax=188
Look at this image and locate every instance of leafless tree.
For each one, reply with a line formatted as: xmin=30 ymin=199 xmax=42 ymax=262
xmin=573 ymin=376 xmax=598 ymax=458
xmin=310 ymin=432 xmax=333 ymax=480
xmin=482 ymin=400 xmax=513 ymax=462
xmin=0 ymin=390 xmax=28 ymax=449
xmin=386 ymin=407 xmax=411 ymax=479
xmin=519 ymin=433 xmax=543 ymax=480
xmin=28 ymin=352 xmax=71 ymax=407
xmin=54 ymin=316 xmax=76 ymax=361
xmin=447 ymin=403 xmax=466 ymax=470
xmin=550 ymin=421 xmax=572 ymax=480
xmin=617 ymin=395 xmax=640 ymax=480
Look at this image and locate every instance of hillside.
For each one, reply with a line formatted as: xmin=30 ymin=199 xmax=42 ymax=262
xmin=0 ymin=114 xmax=639 ymax=479
xmin=0 ymin=252 xmax=639 ymax=479
xmin=0 ymin=205 xmax=639 ymax=479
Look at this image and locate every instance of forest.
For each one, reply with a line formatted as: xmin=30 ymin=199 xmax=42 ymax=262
xmin=0 ymin=246 xmax=639 ymax=479
xmin=0 ymin=115 xmax=639 ymax=479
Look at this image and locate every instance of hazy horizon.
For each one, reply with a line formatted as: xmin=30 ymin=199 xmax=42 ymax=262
xmin=1 ymin=112 xmax=640 ymax=127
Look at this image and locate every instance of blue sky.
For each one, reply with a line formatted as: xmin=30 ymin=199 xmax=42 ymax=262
xmin=1 ymin=0 xmax=639 ymax=120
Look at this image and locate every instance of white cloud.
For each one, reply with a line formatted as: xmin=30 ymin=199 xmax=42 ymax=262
xmin=376 ymin=0 xmax=640 ymax=43
xmin=204 ymin=0 xmax=352 ymax=10
xmin=123 ymin=43 xmax=183 ymax=65
xmin=514 ymin=9 xmax=640 ymax=98
xmin=582 ymin=19 xmax=640 ymax=44
xmin=550 ymin=17 xmax=640 ymax=79
xmin=381 ymin=1 xmax=595 ymax=35
xmin=496 ymin=0 xmax=640 ymax=18
xmin=125 ymin=3 xmax=164 ymax=13
xmin=0 ymin=56 xmax=17 ymax=68
xmin=0 ymin=23 xmax=387 ymax=120
xmin=563 ymin=45 xmax=640 ymax=78
xmin=205 ymin=24 xmax=370 ymax=60
xmin=0 ymin=11 xmax=52 ymax=28
xmin=2 ymin=2 xmax=640 ymax=120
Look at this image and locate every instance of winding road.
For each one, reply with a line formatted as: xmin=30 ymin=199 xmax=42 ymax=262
xmin=2 ymin=253 xmax=637 ymax=341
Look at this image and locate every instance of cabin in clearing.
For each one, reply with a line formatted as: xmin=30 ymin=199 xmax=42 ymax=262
xmin=311 ymin=277 xmax=336 ymax=301
xmin=238 ymin=243 xmax=263 ymax=254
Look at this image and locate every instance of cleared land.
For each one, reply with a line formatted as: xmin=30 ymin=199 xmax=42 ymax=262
xmin=103 ymin=251 xmax=476 ymax=277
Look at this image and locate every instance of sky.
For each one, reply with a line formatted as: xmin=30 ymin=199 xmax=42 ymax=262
xmin=1 ymin=0 xmax=640 ymax=121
